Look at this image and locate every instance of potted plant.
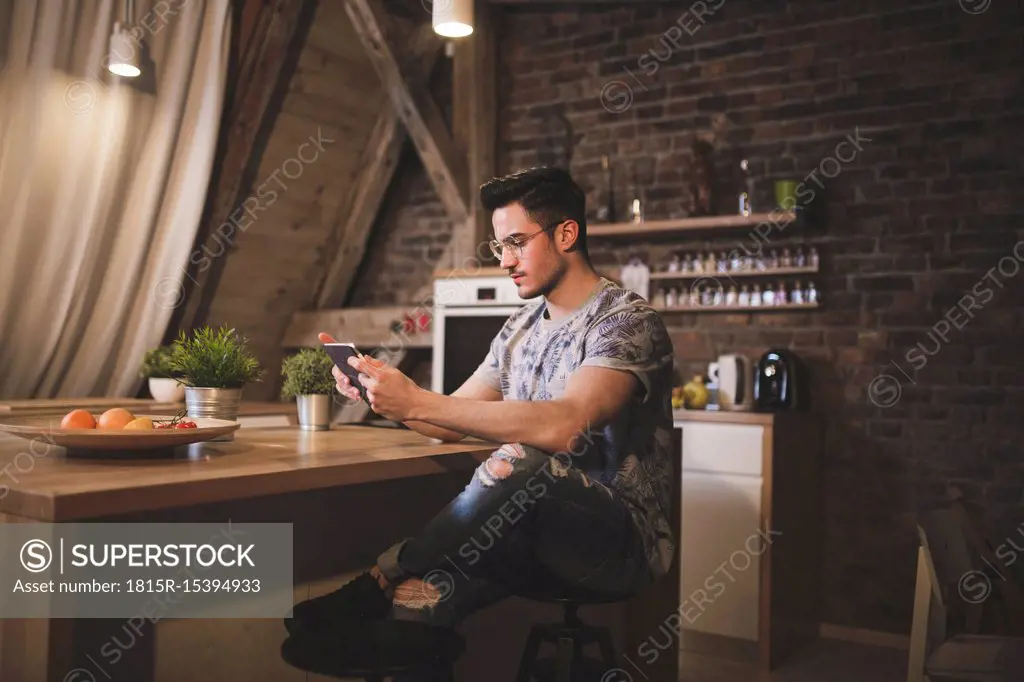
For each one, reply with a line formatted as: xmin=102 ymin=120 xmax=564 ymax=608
xmin=139 ymin=345 xmax=186 ymax=403
xmin=170 ymin=326 xmax=263 ymax=440
xmin=280 ymin=347 xmax=336 ymax=431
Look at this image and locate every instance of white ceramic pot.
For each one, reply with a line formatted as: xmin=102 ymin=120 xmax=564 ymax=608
xmin=148 ymin=377 xmax=186 ymax=403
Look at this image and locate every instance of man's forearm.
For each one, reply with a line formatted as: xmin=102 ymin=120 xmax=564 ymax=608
xmin=401 ymin=419 xmax=464 ymax=442
xmin=409 ymin=390 xmax=582 ymax=453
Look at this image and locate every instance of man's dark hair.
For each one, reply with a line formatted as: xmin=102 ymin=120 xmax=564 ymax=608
xmin=479 ymin=166 xmax=589 ymax=259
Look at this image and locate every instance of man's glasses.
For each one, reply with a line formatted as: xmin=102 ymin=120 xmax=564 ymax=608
xmin=488 ymin=221 xmax=563 ymax=260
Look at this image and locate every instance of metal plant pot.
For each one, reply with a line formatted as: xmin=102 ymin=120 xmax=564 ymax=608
xmin=185 ymin=387 xmax=243 ymax=441
xmin=296 ymin=394 xmax=331 ymax=431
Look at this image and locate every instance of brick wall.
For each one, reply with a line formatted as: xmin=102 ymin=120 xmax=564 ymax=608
xmin=359 ymin=0 xmax=1024 ymax=633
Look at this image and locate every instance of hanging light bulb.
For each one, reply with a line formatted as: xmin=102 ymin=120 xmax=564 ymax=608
xmin=432 ymin=0 xmax=474 ymax=38
xmin=107 ymin=0 xmax=141 ymax=77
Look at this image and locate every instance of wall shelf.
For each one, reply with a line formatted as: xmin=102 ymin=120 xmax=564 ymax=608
xmin=589 ymin=211 xmax=798 ymax=238
xmin=650 ymin=265 xmax=819 ymax=281
xmin=654 ymin=302 xmax=820 ymax=313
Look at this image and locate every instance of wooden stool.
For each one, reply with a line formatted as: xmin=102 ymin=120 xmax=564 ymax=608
xmin=514 ymin=582 xmax=627 ymax=682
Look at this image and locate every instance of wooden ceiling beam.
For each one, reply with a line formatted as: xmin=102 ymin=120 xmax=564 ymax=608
xmin=313 ymin=24 xmax=444 ymax=309
xmin=344 ymin=0 xmax=470 ymax=228
xmin=167 ymin=0 xmax=318 ymax=339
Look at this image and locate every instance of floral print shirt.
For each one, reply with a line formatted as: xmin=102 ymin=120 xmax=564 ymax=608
xmin=471 ymin=278 xmax=676 ymax=578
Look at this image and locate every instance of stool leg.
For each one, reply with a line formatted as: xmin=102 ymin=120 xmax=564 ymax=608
xmin=515 ymin=627 xmax=543 ymax=682
xmin=596 ymin=627 xmax=617 ymax=671
xmin=555 ymin=636 xmax=573 ymax=682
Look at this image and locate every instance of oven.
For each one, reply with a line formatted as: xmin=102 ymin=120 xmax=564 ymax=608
xmin=431 ymin=275 xmax=531 ymax=394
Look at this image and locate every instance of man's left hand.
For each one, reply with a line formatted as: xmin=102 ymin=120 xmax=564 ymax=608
xmin=348 ymin=354 xmax=423 ymax=422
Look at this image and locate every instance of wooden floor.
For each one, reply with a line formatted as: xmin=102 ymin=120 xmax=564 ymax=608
xmin=678 ymin=638 xmax=908 ymax=682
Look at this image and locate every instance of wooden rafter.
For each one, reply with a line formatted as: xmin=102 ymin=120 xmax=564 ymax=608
xmin=313 ymin=24 xmax=443 ymax=309
xmin=167 ymin=0 xmax=317 ymax=339
xmin=344 ymin=0 xmax=470 ymax=228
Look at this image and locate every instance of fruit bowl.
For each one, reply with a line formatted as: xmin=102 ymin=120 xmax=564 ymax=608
xmin=0 ymin=414 xmax=240 ymax=452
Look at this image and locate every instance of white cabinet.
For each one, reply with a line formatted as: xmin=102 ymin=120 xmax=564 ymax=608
xmin=680 ymin=471 xmax=763 ymax=641
xmin=671 ymin=412 xmax=822 ymax=672
xmin=676 ymin=421 xmax=764 ymax=642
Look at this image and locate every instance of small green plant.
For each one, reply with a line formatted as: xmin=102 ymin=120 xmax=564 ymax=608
xmin=170 ymin=325 xmax=263 ymax=388
xmin=139 ymin=345 xmax=181 ymax=379
xmin=280 ymin=347 xmax=336 ymax=399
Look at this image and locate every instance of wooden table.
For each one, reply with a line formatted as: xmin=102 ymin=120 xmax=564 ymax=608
xmin=0 ymin=423 xmax=682 ymax=682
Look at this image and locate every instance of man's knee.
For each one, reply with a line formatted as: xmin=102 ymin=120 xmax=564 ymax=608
xmin=476 ymin=443 xmax=543 ymax=487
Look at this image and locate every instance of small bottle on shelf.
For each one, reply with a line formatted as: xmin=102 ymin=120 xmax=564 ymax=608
xmin=726 ymin=285 xmax=738 ymax=306
xmin=755 ymin=254 xmax=766 ymax=272
xmin=807 ymin=281 xmax=819 ymax=304
xmin=704 ymin=252 xmax=716 ymax=273
xmin=668 ymin=254 xmax=681 ymax=272
xmin=665 ymin=287 xmax=678 ymax=308
xmin=716 ymin=251 xmax=728 ymax=273
xmin=768 ymin=249 xmax=779 ymax=270
xmin=777 ymin=281 xmax=788 ymax=305
xmin=653 ymin=287 xmax=666 ymax=307
xmin=794 ymin=247 xmax=806 ymax=268
xmin=700 ymin=285 xmax=713 ymax=307
xmin=780 ymin=248 xmax=792 ymax=268
xmin=742 ymin=253 xmax=754 ymax=271
xmin=750 ymin=284 xmax=762 ymax=306
xmin=738 ymin=284 xmax=750 ymax=306
xmin=762 ymin=282 xmax=775 ymax=306
xmin=792 ymin=281 xmax=804 ymax=304
xmin=809 ymin=247 xmax=820 ymax=269
xmin=688 ymin=286 xmax=700 ymax=307
xmin=712 ymin=285 xmax=724 ymax=307
xmin=692 ymin=252 xmax=704 ymax=273
xmin=680 ymin=253 xmax=692 ymax=273
xmin=729 ymin=250 xmax=742 ymax=272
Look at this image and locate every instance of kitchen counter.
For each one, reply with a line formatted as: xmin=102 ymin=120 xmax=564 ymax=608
xmin=673 ymin=408 xmax=780 ymax=425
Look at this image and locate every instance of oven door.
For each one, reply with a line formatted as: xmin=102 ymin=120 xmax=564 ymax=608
xmin=432 ymin=305 xmax=522 ymax=394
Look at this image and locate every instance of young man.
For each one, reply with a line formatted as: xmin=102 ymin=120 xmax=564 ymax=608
xmin=289 ymin=166 xmax=675 ymax=637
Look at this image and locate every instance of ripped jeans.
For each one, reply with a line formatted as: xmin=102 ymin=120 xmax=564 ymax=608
xmin=375 ymin=443 xmax=652 ymax=628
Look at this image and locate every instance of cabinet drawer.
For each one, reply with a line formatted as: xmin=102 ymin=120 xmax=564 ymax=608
xmin=678 ymin=423 xmax=764 ymax=476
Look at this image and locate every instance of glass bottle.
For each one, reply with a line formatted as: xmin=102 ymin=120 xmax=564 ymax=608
xmin=776 ymin=281 xmax=787 ymax=305
xmin=653 ymin=287 xmax=666 ymax=307
xmin=792 ymin=280 xmax=804 ymax=304
xmin=692 ymin=252 xmax=704 ymax=273
xmin=750 ymin=284 xmax=762 ymax=306
xmin=700 ymin=285 xmax=713 ymax=307
xmin=794 ymin=247 xmax=806 ymax=268
xmin=729 ymin=250 xmax=742 ymax=272
xmin=738 ymin=284 xmax=750 ymax=306
xmin=768 ymin=249 xmax=779 ymax=270
xmin=742 ymin=253 xmax=754 ymax=271
xmin=738 ymin=159 xmax=751 ymax=216
xmin=666 ymin=287 xmax=678 ymax=307
xmin=809 ymin=247 xmax=820 ymax=269
xmin=726 ymin=285 xmax=738 ymax=306
xmin=717 ymin=251 xmax=728 ymax=273
xmin=780 ymin=247 xmax=792 ymax=268
xmin=704 ymin=252 xmax=716 ymax=272
xmin=762 ymin=282 xmax=775 ymax=306
xmin=712 ymin=285 xmax=724 ymax=307
xmin=688 ymin=286 xmax=700 ymax=307
xmin=807 ymin=281 xmax=819 ymax=304
xmin=755 ymin=254 xmax=766 ymax=272
xmin=668 ymin=254 xmax=681 ymax=272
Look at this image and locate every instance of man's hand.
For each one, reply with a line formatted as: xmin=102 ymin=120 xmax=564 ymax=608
xmin=317 ymin=332 xmax=423 ymax=421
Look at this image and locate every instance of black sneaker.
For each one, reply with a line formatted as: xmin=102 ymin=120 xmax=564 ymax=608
xmin=285 ymin=572 xmax=391 ymax=635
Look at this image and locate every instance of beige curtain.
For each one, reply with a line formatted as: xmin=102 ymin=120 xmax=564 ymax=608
xmin=0 ymin=0 xmax=230 ymax=399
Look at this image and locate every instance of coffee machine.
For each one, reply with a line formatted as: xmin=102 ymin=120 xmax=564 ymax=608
xmin=754 ymin=349 xmax=807 ymax=411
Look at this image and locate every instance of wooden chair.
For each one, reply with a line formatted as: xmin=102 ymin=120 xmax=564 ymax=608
xmin=907 ymin=510 xmax=1024 ymax=682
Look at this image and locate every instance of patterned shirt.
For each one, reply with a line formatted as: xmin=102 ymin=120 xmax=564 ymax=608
xmin=470 ymin=277 xmax=676 ymax=579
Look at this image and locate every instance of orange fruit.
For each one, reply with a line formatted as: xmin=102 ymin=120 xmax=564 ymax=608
xmin=123 ymin=417 xmax=154 ymax=430
xmin=61 ymin=409 xmax=96 ymax=429
xmin=97 ymin=408 xmax=135 ymax=430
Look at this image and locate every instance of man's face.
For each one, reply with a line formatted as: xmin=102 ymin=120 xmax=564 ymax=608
xmin=492 ymin=203 xmax=567 ymax=300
